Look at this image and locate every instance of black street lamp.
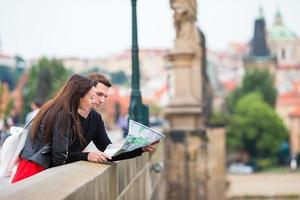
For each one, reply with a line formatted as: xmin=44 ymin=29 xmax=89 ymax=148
xmin=128 ymin=0 xmax=149 ymax=126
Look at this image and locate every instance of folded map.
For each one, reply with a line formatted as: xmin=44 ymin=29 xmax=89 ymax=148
xmin=104 ymin=120 xmax=165 ymax=157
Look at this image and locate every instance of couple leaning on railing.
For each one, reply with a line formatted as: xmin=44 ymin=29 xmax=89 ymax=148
xmin=0 ymin=73 xmax=160 ymax=185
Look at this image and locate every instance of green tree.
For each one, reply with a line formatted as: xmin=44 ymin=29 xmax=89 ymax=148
xmin=24 ymin=58 xmax=72 ymax=119
xmin=0 ymin=84 xmax=14 ymax=119
xmin=226 ymin=69 xmax=277 ymax=113
xmin=14 ymin=55 xmax=26 ymax=81
xmin=0 ymin=55 xmax=26 ymax=90
xmin=110 ymin=71 xmax=128 ymax=85
xmin=149 ymin=102 xmax=162 ymax=117
xmin=227 ymin=92 xmax=288 ymax=168
xmin=0 ymin=65 xmax=15 ymax=89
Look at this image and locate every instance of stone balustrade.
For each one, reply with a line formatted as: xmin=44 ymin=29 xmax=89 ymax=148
xmin=0 ymin=143 xmax=165 ymax=200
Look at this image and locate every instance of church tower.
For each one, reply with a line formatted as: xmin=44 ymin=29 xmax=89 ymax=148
xmin=268 ymin=7 xmax=300 ymax=67
xmin=244 ymin=6 xmax=277 ymax=75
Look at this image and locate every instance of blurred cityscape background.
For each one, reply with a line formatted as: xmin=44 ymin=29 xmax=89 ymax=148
xmin=1 ymin=0 xmax=300 ymax=199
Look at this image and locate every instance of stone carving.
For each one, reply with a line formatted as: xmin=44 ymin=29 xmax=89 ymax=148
xmin=170 ymin=0 xmax=198 ymax=51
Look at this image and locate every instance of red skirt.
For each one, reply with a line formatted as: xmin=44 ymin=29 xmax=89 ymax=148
xmin=11 ymin=158 xmax=45 ymax=183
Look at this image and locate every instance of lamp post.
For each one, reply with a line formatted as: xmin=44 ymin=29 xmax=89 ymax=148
xmin=128 ymin=0 xmax=149 ymax=126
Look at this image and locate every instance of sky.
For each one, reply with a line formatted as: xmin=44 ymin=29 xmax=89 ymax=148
xmin=0 ymin=0 xmax=299 ymax=60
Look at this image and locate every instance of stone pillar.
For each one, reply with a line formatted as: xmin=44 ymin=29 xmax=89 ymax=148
xmin=168 ymin=51 xmax=198 ymax=107
xmin=164 ymin=42 xmax=208 ymax=199
xmin=164 ymin=128 xmax=208 ymax=200
xmin=164 ymin=33 xmax=208 ymax=200
xmin=165 ymin=0 xmax=220 ymax=199
xmin=206 ymin=127 xmax=226 ymax=200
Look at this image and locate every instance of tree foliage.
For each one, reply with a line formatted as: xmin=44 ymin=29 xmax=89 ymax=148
xmin=0 ymin=65 xmax=15 ymax=89
xmin=110 ymin=71 xmax=128 ymax=85
xmin=24 ymin=58 xmax=72 ymax=119
xmin=0 ymin=84 xmax=14 ymax=119
xmin=0 ymin=55 xmax=26 ymax=90
xmin=226 ymin=69 xmax=277 ymax=113
xmin=227 ymin=92 xmax=288 ymax=167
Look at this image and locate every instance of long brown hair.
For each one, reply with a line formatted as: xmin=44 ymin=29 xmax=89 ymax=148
xmin=30 ymin=74 xmax=96 ymax=143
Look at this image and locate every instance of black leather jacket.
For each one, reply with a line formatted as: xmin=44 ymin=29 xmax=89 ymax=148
xmin=21 ymin=119 xmax=70 ymax=169
xmin=20 ymin=111 xmax=143 ymax=168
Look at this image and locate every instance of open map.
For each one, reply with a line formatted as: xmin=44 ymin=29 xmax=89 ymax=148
xmin=104 ymin=120 xmax=165 ymax=157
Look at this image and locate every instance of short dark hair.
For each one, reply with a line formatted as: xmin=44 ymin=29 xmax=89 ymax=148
xmin=88 ymin=73 xmax=112 ymax=87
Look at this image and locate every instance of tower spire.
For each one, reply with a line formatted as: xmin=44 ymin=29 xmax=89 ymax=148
xmin=274 ymin=6 xmax=283 ymax=25
xmin=257 ymin=5 xmax=265 ymax=20
xmin=250 ymin=5 xmax=269 ymax=57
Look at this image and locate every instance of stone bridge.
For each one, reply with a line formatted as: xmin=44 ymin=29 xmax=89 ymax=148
xmin=0 ymin=143 xmax=165 ymax=200
xmin=0 ymin=126 xmax=226 ymax=200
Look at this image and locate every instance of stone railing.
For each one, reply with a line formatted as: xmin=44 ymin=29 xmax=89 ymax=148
xmin=0 ymin=143 xmax=165 ymax=200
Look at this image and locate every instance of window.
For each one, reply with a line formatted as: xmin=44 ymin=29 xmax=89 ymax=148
xmin=281 ymin=48 xmax=286 ymax=60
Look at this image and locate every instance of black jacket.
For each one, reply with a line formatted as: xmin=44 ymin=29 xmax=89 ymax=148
xmin=21 ymin=110 xmax=142 ymax=168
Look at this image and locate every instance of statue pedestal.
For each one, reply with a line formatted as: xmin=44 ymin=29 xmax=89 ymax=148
xmin=164 ymin=50 xmax=208 ymax=200
xmin=165 ymin=0 xmax=226 ymax=199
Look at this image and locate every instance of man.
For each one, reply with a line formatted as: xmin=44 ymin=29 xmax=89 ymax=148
xmin=86 ymin=73 xmax=158 ymax=163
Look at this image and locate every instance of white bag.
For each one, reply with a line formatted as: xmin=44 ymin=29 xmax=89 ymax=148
xmin=0 ymin=126 xmax=28 ymax=177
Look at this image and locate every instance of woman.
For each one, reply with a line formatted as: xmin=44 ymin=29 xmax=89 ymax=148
xmin=11 ymin=74 xmax=97 ymax=183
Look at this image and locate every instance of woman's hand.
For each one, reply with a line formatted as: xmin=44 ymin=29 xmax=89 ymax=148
xmin=142 ymin=140 xmax=160 ymax=152
xmin=87 ymin=152 xmax=112 ymax=163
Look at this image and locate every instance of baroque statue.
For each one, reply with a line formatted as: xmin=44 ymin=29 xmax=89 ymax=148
xmin=170 ymin=0 xmax=198 ymax=51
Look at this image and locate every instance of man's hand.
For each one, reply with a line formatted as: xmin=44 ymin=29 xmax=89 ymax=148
xmin=87 ymin=152 xmax=112 ymax=163
xmin=142 ymin=140 xmax=160 ymax=152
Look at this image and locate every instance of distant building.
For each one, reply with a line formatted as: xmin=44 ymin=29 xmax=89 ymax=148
xmin=268 ymin=9 xmax=300 ymax=67
xmin=267 ymin=8 xmax=300 ymax=94
xmin=0 ymin=53 xmax=17 ymax=68
xmin=62 ymin=49 xmax=168 ymax=79
xmin=210 ymin=6 xmax=300 ymax=158
xmin=289 ymin=105 xmax=300 ymax=158
xmin=244 ymin=6 xmax=277 ymax=76
xmin=276 ymin=82 xmax=300 ymax=158
xmin=206 ymin=43 xmax=247 ymax=111
xmin=267 ymin=8 xmax=300 ymax=158
xmin=65 ymin=49 xmax=170 ymax=127
xmin=62 ymin=57 xmax=104 ymax=74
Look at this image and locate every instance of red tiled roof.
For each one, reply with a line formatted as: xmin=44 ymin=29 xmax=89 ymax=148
xmin=115 ymin=49 xmax=168 ymax=60
xmin=103 ymin=87 xmax=130 ymax=116
xmin=229 ymin=43 xmax=248 ymax=53
xmin=277 ymin=92 xmax=300 ymax=105
xmin=0 ymin=53 xmax=11 ymax=59
xmin=289 ymin=106 xmax=300 ymax=117
xmin=277 ymin=82 xmax=300 ymax=105
xmin=221 ymin=80 xmax=237 ymax=91
xmin=277 ymin=64 xmax=300 ymax=70
xmin=154 ymin=85 xmax=168 ymax=99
